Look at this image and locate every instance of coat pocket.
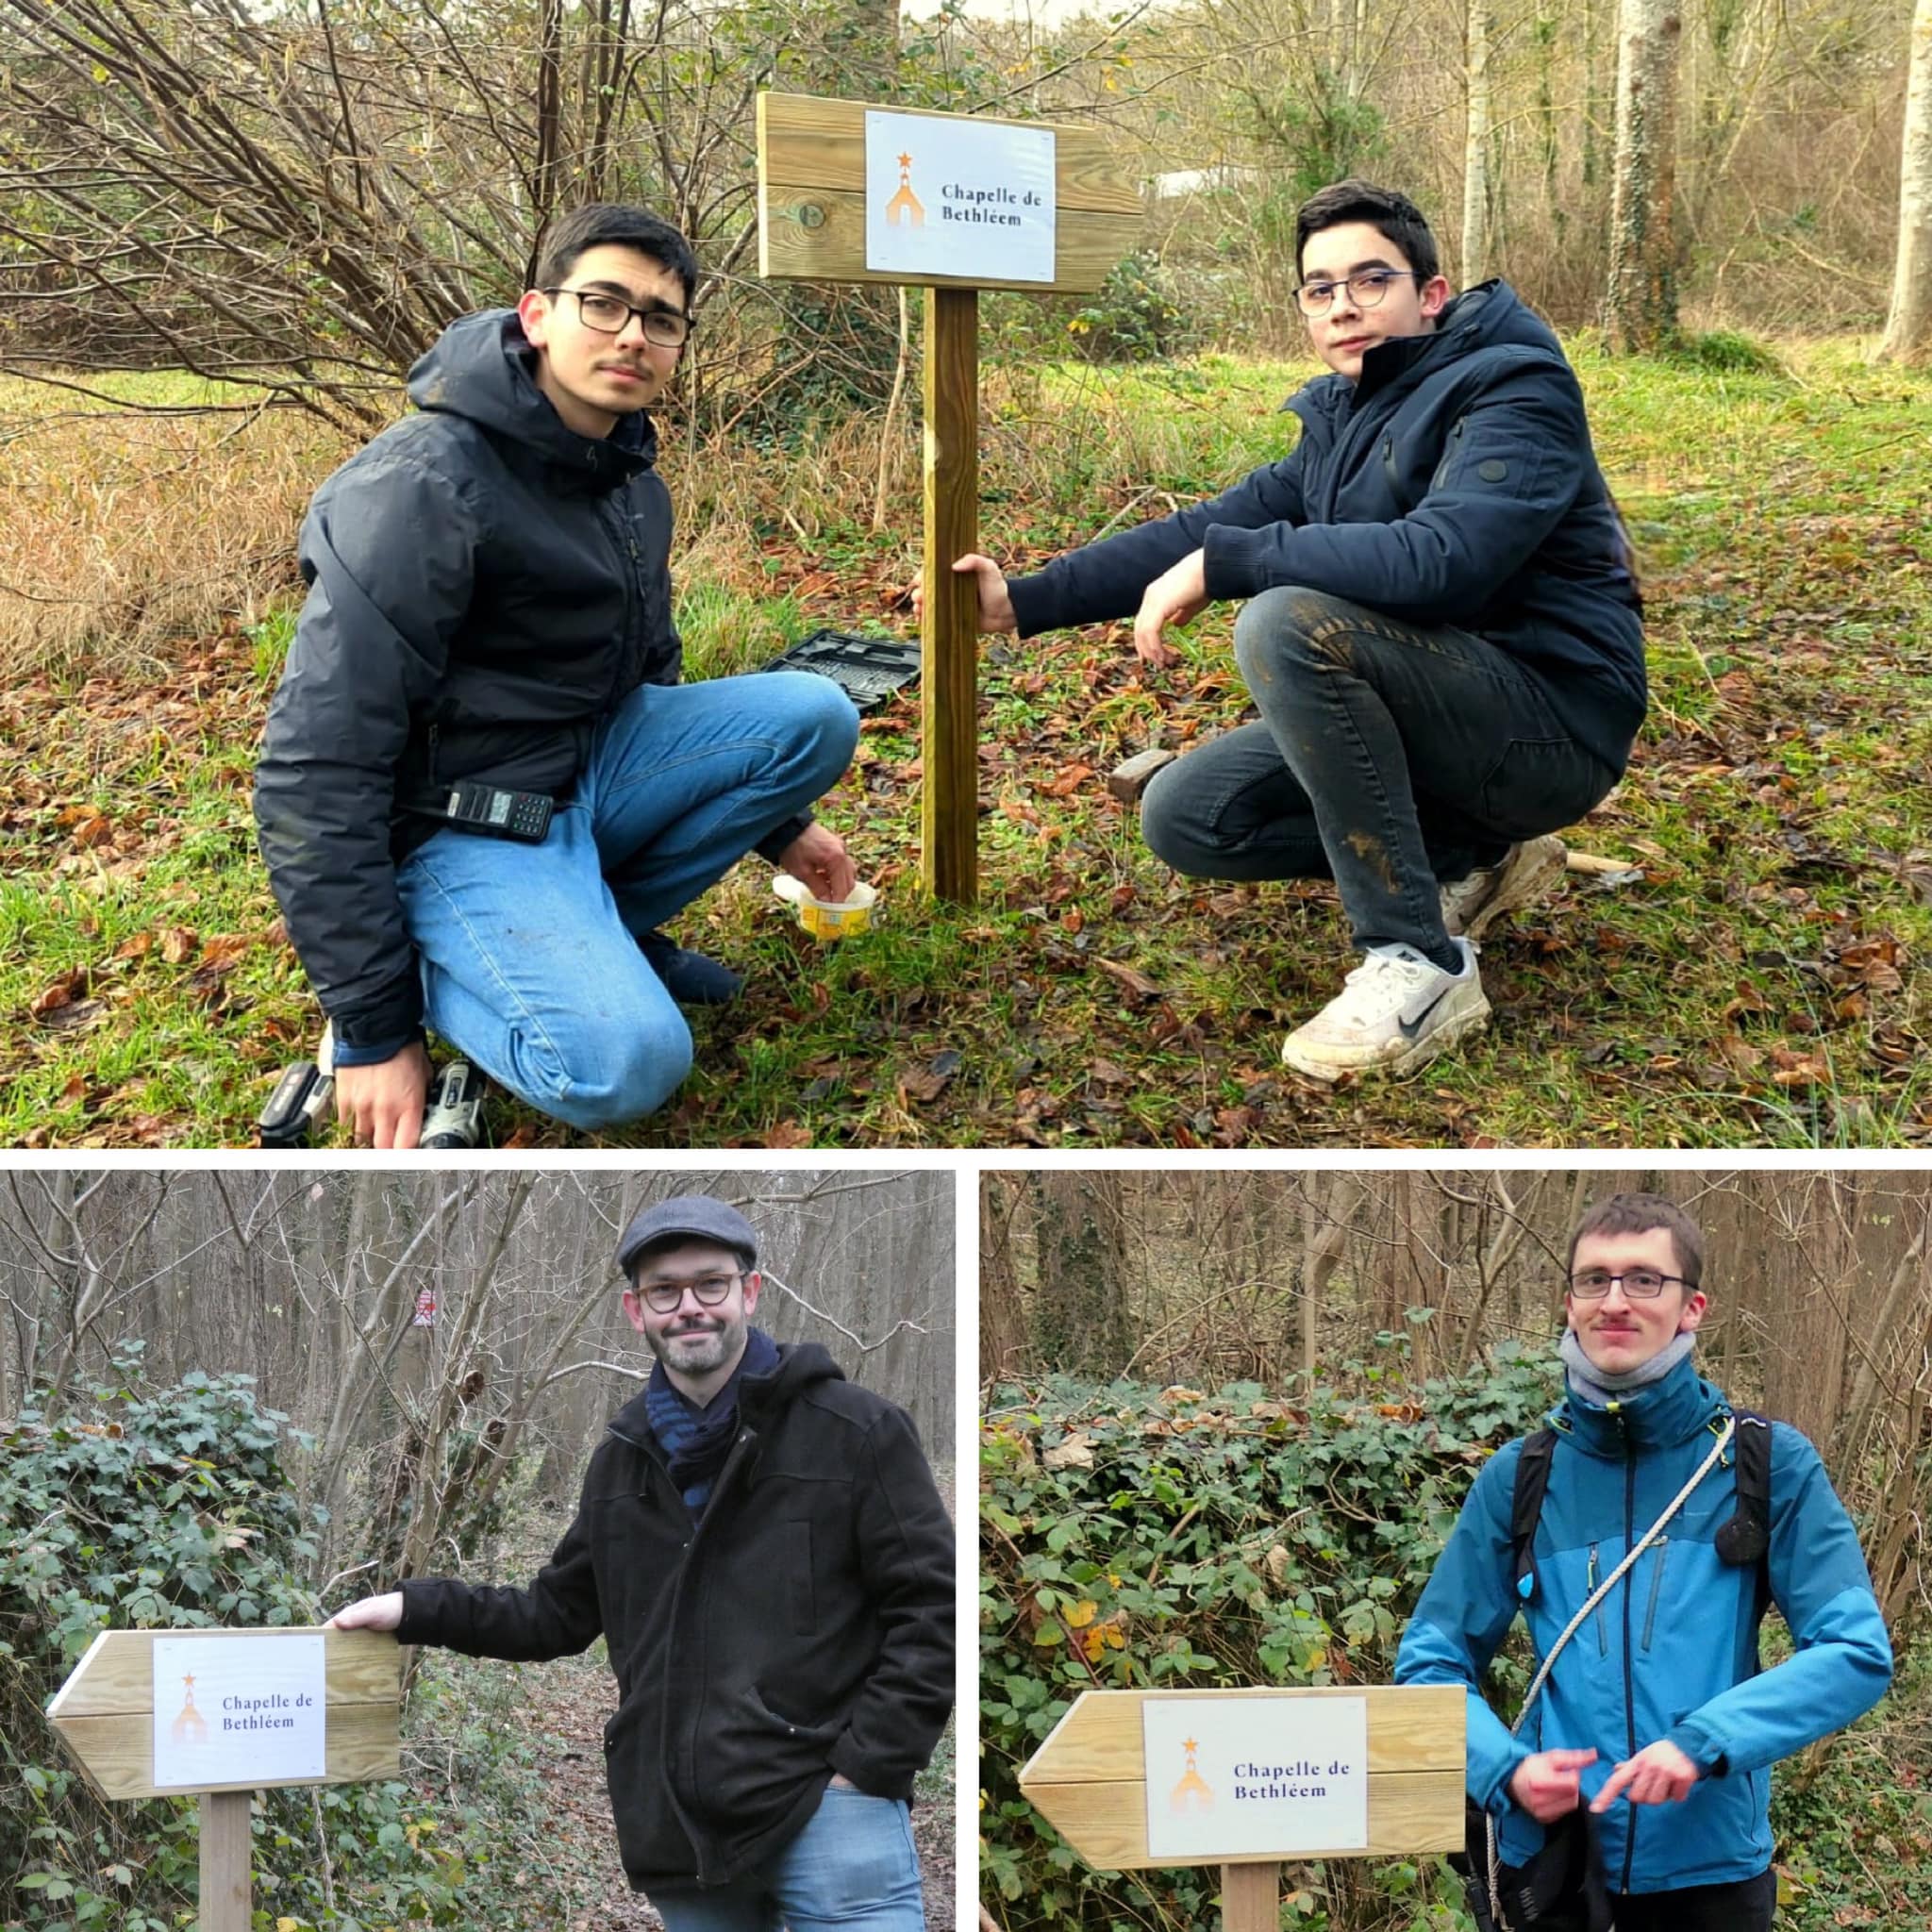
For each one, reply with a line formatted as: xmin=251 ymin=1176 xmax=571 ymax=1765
xmin=784 ymin=1520 xmax=816 ymax=1637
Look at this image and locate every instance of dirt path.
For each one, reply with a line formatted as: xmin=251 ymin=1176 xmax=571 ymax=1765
xmin=525 ymin=1642 xmax=954 ymax=1929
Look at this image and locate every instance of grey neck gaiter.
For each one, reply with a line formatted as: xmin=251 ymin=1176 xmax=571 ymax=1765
xmin=1560 ymin=1327 xmax=1696 ymax=1409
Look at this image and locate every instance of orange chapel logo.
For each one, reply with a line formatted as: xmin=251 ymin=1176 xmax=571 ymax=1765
xmin=1169 ymin=1735 xmax=1214 ymax=1814
xmin=171 ymin=1671 xmax=208 ymax=1744
xmin=887 ymin=152 xmax=924 ymax=229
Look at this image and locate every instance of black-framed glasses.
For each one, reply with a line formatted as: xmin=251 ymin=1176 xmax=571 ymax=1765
xmin=637 ymin=1269 xmax=744 ymax=1313
xmin=1567 ymin=1268 xmax=1690 ymax=1300
xmin=1293 ymin=268 xmax=1424 ymax=316
xmin=544 ymin=287 xmax=692 ymax=347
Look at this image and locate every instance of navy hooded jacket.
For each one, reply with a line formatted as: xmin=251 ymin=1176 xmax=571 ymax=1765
xmin=254 ymin=309 xmax=808 ymax=1058
xmin=1394 ymin=1354 xmax=1892 ymax=1896
xmin=1006 ymin=281 xmax=1645 ymax=774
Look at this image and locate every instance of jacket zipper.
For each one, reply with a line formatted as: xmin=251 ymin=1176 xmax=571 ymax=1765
xmin=1589 ymin=1544 xmax=1607 ymax=1656
xmin=1641 ymin=1537 xmax=1670 ymax=1651
xmin=663 ymin=1423 xmax=759 ymax=1887
xmin=1619 ymin=1410 xmax=1639 ymax=1892
xmin=602 ymin=496 xmax=640 ymax=709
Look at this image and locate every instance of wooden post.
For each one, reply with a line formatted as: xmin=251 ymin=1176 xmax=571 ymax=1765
xmin=1223 ymin=1859 xmax=1282 ymax=1932
xmin=922 ymin=286 xmax=979 ymax=903
xmin=756 ymin=92 xmax=1141 ymax=905
xmin=198 ymin=1790 xmax=253 ymax=1932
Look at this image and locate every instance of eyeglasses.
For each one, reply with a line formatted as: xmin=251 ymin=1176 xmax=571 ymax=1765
xmin=544 ymin=287 xmax=691 ymax=347
xmin=1566 ymin=1269 xmax=1691 ymax=1300
xmin=1293 ymin=268 xmax=1424 ymax=316
xmin=636 ymin=1270 xmax=744 ymax=1313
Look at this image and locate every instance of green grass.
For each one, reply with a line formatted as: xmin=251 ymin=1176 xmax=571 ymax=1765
xmin=4 ymin=337 xmax=1929 ymax=1145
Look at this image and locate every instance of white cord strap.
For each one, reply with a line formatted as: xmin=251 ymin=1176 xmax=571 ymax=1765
xmin=1484 ymin=1418 xmax=1735 ymax=1929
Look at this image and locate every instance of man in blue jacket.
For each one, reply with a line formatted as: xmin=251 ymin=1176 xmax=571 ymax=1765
xmin=1394 ymin=1191 xmax=1893 ymax=1930
xmin=256 ymin=205 xmax=860 ymax=1145
xmin=938 ymin=181 xmax=1644 ymax=1079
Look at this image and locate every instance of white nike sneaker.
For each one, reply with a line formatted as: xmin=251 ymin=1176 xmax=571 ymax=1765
xmin=1281 ymin=939 xmax=1491 ymax=1080
xmin=1440 ymin=834 xmax=1567 ymax=941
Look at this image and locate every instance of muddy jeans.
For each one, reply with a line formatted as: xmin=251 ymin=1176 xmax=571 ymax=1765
xmin=1139 ymin=586 xmax=1619 ymax=958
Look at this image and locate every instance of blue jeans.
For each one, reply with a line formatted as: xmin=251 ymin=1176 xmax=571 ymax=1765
xmin=393 ymin=671 xmax=858 ymax=1130
xmin=1139 ymin=587 xmax=1618 ymax=956
xmin=646 ymin=1786 xmax=925 ymax=1932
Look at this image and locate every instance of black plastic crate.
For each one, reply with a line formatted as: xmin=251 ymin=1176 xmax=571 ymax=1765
xmin=760 ymin=628 xmax=922 ymax=712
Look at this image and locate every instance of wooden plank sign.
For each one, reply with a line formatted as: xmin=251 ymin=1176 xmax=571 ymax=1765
xmin=46 ymin=1626 xmax=403 ymax=1932
xmin=47 ymin=1624 xmax=402 ymax=1802
xmin=1020 ymin=1685 xmax=1465 ymax=1932
xmin=756 ymin=92 xmax=1142 ymax=905
xmin=757 ymin=92 xmax=1141 ymax=295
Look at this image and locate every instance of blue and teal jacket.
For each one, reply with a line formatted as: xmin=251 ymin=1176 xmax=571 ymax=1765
xmin=1393 ymin=1354 xmax=1892 ymax=1895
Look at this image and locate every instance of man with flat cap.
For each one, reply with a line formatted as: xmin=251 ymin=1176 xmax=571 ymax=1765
xmin=329 ymin=1192 xmax=956 ymax=1930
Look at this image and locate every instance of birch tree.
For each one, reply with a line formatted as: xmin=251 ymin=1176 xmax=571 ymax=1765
xmin=1463 ymin=0 xmax=1497 ymax=281
xmin=1877 ymin=0 xmax=1932 ymax=361
xmin=1606 ymin=0 xmax=1683 ymax=350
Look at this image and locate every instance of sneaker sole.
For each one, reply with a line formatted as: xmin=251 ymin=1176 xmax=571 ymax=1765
xmin=1281 ymin=992 xmax=1493 ymax=1083
xmin=1455 ymin=836 xmax=1568 ymax=941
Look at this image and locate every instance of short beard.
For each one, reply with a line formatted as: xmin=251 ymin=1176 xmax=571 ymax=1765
xmin=648 ymin=1309 xmax=745 ymax=1378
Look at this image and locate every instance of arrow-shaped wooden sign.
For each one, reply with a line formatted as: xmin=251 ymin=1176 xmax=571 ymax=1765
xmin=46 ymin=1625 xmax=404 ymax=1932
xmin=1019 ymin=1683 xmax=1465 ymax=1872
xmin=47 ymin=1625 xmax=401 ymax=1802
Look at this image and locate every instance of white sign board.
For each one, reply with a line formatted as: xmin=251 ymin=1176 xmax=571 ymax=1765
xmin=1142 ymin=1695 xmax=1369 ymax=1860
xmin=152 ymin=1634 xmax=327 ymax=1790
xmin=864 ymin=109 xmax=1056 ymax=283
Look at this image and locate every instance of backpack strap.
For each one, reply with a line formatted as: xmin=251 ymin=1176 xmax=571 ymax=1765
xmin=1509 ymin=1427 xmax=1558 ymax=1605
xmin=1511 ymin=1410 xmax=1771 ymax=1614
xmin=1715 ymin=1408 xmax=1773 ymax=1575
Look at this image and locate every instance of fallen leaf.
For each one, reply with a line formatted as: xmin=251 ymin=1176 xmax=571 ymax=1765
xmin=158 ymin=925 xmax=198 ymax=964
xmin=1095 ymin=958 xmax=1162 ymax=999
xmin=897 ymin=1049 xmax=963 ymax=1105
xmin=31 ymin=967 xmax=89 ymax=1016
xmin=1042 ymin=1431 xmax=1094 ymax=1470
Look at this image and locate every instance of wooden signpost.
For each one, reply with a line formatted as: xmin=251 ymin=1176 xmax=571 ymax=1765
xmin=47 ymin=1625 xmax=402 ymax=1932
xmin=1019 ymin=1683 xmax=1466 ymax=1930
xmin=756 ymin=91 xmax=1141 ymax=904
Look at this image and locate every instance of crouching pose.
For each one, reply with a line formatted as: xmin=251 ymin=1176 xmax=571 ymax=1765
xmin=941 ymin=180 xmax=1644 ymax=1078
xmin=257 ymin=205 xmax=859 ymax=1143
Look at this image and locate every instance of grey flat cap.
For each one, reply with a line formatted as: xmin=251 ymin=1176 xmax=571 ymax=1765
xmin=617 ymin=1194 xmax=758 ymax=1276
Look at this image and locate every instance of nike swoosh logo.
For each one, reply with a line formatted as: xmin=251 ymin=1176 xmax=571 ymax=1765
xmin=1398 ymin=984 xmax=1457 ymax=1040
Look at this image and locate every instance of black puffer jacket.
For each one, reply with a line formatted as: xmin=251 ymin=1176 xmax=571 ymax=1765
xmin=254 ymin=309 xmax=806 ymax=1057
xmin=394 ymin=1345 xmax=955 ymax=1891
xmin=1007 ymin=282 xmax=1645 ymax=774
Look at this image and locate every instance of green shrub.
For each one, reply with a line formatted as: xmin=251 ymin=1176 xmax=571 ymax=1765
xmin=1066 ymin=252 xmax=1200 ymax=364
xmin=979 ymin=1334 xmax=1560 ymax=1931
xmin=1665 ymin=329 xmax=1787 ymax=376
xmin=0 ymin=1348 xmax=547 ymax=1930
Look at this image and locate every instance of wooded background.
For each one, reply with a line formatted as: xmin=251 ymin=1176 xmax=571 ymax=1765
xmin=981 ymin=1166 xmax=1930 ymax=1634
xmin=2 ymin=1167 xmax=955 ymax=1595
xmin=3 ymin=0 xmax=1928 ymax=435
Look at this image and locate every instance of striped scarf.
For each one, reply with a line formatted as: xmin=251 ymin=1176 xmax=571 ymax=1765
xmin=644 ymin=1326 xmax=780 ymax=1518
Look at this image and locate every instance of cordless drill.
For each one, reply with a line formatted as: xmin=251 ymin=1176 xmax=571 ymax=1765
xmin=256 ymin=1028 xmax=487 ymax=1148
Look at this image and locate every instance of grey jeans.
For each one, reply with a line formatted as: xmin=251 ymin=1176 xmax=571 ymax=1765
xmin=1140 ymin=586 xmax=1619 ymax=956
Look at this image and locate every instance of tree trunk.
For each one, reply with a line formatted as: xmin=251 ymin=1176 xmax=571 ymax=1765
xmin=1606 ymin=0 xmax=1683 ymax=352
xmin=1877 ymin=0 xmax=1932 ymax=362
xmin=1463 ymin=0 xmax=1495 ymax=283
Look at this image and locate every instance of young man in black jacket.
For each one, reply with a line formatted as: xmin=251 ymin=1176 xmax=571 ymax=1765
xmin=328 ymin=1193 xmax=955 ymax=1930
xmin=256 ymin=206 xmax=861 ymax=1145
xmin=936 ymin=181 xmax=1644 ymax=1080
